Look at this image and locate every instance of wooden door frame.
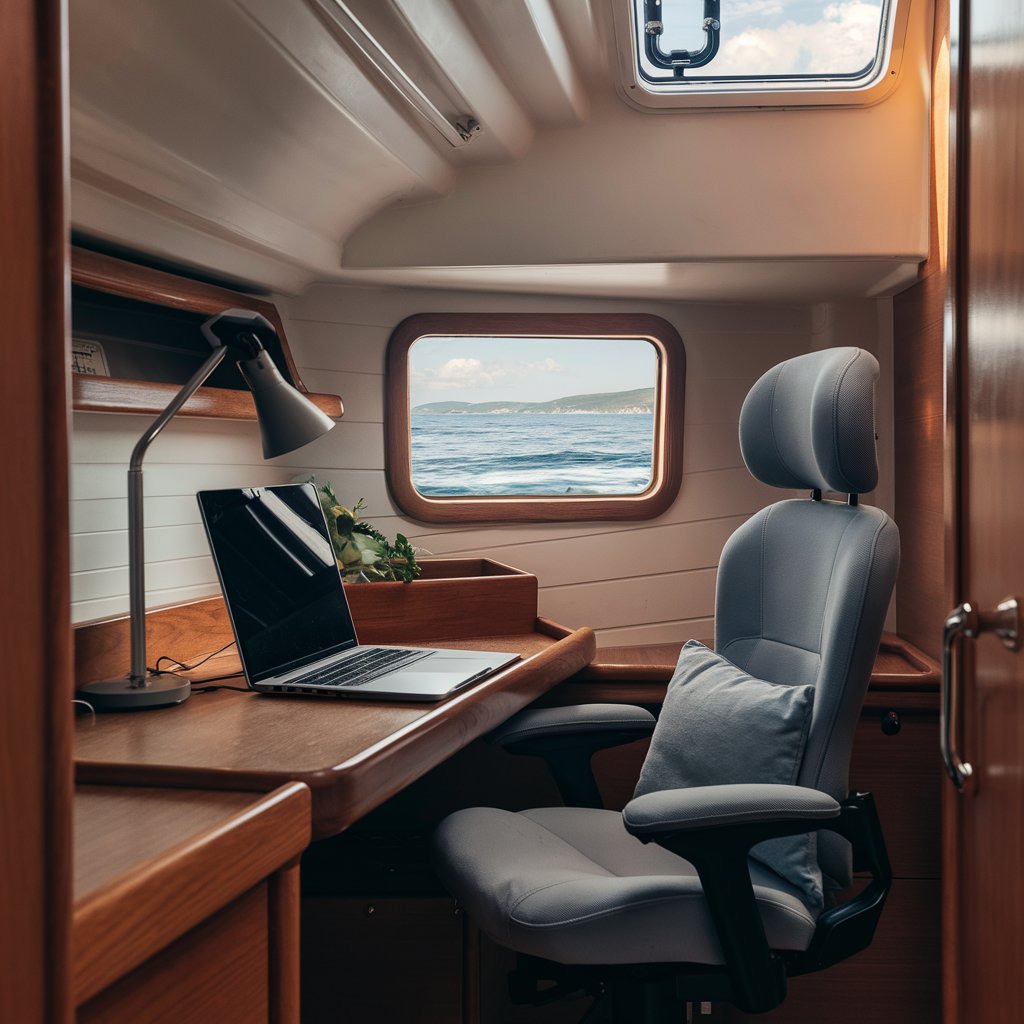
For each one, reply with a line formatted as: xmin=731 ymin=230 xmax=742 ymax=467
xmin=0 ymin=0 xmax=73 ymax=1021
xmin=942 ymin=1 xmax=965 ymax=1020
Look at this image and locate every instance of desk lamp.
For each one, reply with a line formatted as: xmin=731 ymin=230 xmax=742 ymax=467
xmin=76 ymin=309 xmax=336 ymax=711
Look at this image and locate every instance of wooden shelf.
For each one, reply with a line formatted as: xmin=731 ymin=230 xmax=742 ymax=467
xmin=70 ymin=246 xmax=343 ymax=420
xmin=73 ymin=374 xmax=342 ymax=420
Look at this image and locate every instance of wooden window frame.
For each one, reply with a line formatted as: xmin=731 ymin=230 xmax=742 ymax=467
xmin=385 ymin=313 xmax=685 ymax=523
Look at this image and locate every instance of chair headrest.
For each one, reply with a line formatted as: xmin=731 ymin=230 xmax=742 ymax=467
xmin=739 ymin=347 xmax=879 ymax=494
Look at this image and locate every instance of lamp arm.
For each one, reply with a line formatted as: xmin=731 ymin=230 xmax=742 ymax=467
xmin=127 ymin=345 xmax=229 ymax=683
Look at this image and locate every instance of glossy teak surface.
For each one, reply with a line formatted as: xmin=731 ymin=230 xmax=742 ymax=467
xmin=73 ymin=783 xmax=310 ymax=1007
xmin=0 ymin=2 xmax=73 ymax=1022
xmin=948 ymin=1 xmax=1024 ymax=1020
xmin=75 ymin=565 xmax=595 ymax=838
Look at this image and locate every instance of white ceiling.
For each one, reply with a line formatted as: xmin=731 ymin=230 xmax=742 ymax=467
xmin=69 ymin=0 xmax=932 ymax=300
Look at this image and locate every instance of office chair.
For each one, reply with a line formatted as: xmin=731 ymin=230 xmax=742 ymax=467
xmin=433 ymin=347 xmax=900 ymax=1020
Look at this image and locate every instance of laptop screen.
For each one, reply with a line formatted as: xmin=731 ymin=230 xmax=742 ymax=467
xmin=197 ymin=484 xmax=358 ymax=682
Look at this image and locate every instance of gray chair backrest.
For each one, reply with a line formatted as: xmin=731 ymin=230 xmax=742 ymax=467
xmin=714 ymin=348 xmax=900 ymax=889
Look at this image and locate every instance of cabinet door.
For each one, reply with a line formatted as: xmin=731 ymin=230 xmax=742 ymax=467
xmin=301 ymin=897 xmax=463 ymax=1024
xmin=708 ymin=880 xmax=940 ymax=1024
xmin=849 ymin=708 xmax=941 ymax=879
xmin=78 ymin=886 xmax=270 ymax=1024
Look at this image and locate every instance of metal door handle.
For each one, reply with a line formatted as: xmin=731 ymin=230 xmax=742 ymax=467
xmin=942 ymin=597 xmax=1020 ymax=791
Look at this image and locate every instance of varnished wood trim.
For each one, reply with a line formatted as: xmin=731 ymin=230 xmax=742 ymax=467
xmin=72 ymin=375 xmax=343 ymax=419
xmin=70 ymin=246 xmax=343 ymax=420
xmin=74 ymin=626 xmax=596 ymax=839
xmin=535 ymin=616 xmax=574 ymax=640
xmin=384 ymin=313 xmax=686 ymax=523
xmin=269 ymin=862 xmax=301 ymax=1024
xmin=891 ymin=0 xmax=952 ymax=665
xmin=344 ymin=563 xmax=538 ymax=645
xmin=77 ymin=885 xmax=271 ymax=1024
xmin=309 ymin=627 xmax=597 ymax=836
xmin=72 ymin=247 xmax=301 ymax=379
xmin=0 ymin=1 xmax=73 ymax=1021
xmin=549 ymin=632 xmax=940 ymax=706
xmin=942 ymin=2 xmax=965 ymax=1022
xmin=545 ymin=680 xmax=940 ymax=713
xmin=73 ymin=783 xmax=310 ymax=1005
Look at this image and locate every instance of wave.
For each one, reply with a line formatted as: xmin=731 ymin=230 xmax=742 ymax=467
xmin=411 ymin=413 xmax=655 ymax=496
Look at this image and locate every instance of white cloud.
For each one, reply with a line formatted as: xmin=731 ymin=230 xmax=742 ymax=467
xmin=528 ymin=357 xmax=562 ymax=374
xmin=713 ymin=2 xmax=884 ymax=76
xmin=730 ymin=1 xmax=786 ymax=17
xmin=413 ymin=356 xmax=562 ymax=392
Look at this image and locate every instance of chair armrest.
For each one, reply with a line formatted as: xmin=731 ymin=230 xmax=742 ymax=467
xmin=622 ymin=783 xmax=840 ymax=838
xmin=489 ymin=704 xmax=656 ymax=750
xmin=621 ymin=789 xmax=890 ymax=1015
xmin=488 ymin=704 xmax=655 ymax=809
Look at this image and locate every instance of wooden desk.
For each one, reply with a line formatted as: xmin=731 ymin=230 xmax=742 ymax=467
xmin=546 ymin=632 xmax=940 ymax=708
xmin=72 ymin=562 xmax=594 ymax=1023
xmin=75 ymin=621 xmax=595 ymax=839
xmin=74 ymin=783 xmax=310 ymax=1023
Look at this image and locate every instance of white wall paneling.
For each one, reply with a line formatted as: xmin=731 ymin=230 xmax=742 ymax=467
xmin=69 ymin=285 xmax=893 ymax=644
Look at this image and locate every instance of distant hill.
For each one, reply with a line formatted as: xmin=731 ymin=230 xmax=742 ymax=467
xmin=412 ymin=387 xmax=655 ymax=415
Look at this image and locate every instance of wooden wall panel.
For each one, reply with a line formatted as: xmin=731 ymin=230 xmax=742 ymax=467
xmin=0 ymin=1 xmax=72 ymax=1022
xmin=892 ymin=0 xmax=951 ymax=661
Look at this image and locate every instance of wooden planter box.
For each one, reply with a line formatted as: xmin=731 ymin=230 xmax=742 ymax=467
xmin=75 ymin=559 xmax=541 ymax=685
xmin=345 ymin=558 xmax=538 ymax=645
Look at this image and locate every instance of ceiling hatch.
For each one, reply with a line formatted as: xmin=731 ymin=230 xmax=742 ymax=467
xmin=618 ymin=0 xmax=911 ymax=108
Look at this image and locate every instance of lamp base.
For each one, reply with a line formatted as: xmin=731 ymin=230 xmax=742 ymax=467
xmin=76 ymin=671 xmax=191 ymax=712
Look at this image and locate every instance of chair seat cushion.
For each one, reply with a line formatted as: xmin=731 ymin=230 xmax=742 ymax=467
xmin=433 ymin=805 xmax=817 ymax=966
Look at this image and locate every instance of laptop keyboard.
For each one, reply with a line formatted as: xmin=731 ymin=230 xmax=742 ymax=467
xmin=293 ymin=647 xmax=429 ymax=689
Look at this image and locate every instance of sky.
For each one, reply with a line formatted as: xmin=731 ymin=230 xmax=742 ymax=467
xmin=646 ymin=1 xmax=887 ymax=78
xmin=408 ymin=336 xmax=659 ymax=407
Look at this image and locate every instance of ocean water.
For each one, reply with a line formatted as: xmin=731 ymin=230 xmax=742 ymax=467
xmin=410 ymin=413 xmax=655 ymax=496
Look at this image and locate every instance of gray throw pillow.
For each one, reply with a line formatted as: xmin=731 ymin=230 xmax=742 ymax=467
xmin=634 ymin=640 xmax=822 ymax=910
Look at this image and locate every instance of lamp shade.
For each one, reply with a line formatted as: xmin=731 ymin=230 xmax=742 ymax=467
xmin=237 ymin=353 xmax=336 ymax=457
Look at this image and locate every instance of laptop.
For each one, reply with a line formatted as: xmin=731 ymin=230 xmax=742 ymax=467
xmin=196 ymin=483 xmax=519 ymax=701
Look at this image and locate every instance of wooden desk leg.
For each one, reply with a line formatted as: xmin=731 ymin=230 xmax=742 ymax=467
xmin=270 ymin=860 xmax=302 ymax=1024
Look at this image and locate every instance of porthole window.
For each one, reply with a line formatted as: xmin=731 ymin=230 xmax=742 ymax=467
xmin=385 ymin=314 xmax=685 ymax=523
xmin=616 ymin=0 xmax=910 ymax=109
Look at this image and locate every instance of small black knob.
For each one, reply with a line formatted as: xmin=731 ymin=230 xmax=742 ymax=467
xmin=881 ymin=709 xmax=901 ymax=736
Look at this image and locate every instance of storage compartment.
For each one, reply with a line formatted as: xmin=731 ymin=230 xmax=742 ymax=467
xmin=79 ymin=886 xmax=271 ymax=1024
xmin=345 ymin=558 xmax=539 ymax=644
xmin=849 ymin=707 xmax=941 ymax=880
xmin=301 ymin=896 xmax=463 ymax=1024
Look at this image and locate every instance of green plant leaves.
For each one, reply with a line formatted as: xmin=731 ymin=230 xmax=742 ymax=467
xmin=315 ymin=481 xmax=422 ymax=584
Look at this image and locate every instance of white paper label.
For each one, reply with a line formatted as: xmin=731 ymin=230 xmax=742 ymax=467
xmin=71 ymin=340 xmax=110 ymax=377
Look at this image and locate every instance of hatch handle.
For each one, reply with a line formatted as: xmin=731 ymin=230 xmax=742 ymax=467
xmin=644 ymin=0 xmax=721 ymax=73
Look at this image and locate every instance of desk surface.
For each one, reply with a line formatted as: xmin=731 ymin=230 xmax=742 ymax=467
xmin=543 ymin=632 xmax=940 ymax=710
xmin=76 ymin=622 xmax=596 ymax=839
